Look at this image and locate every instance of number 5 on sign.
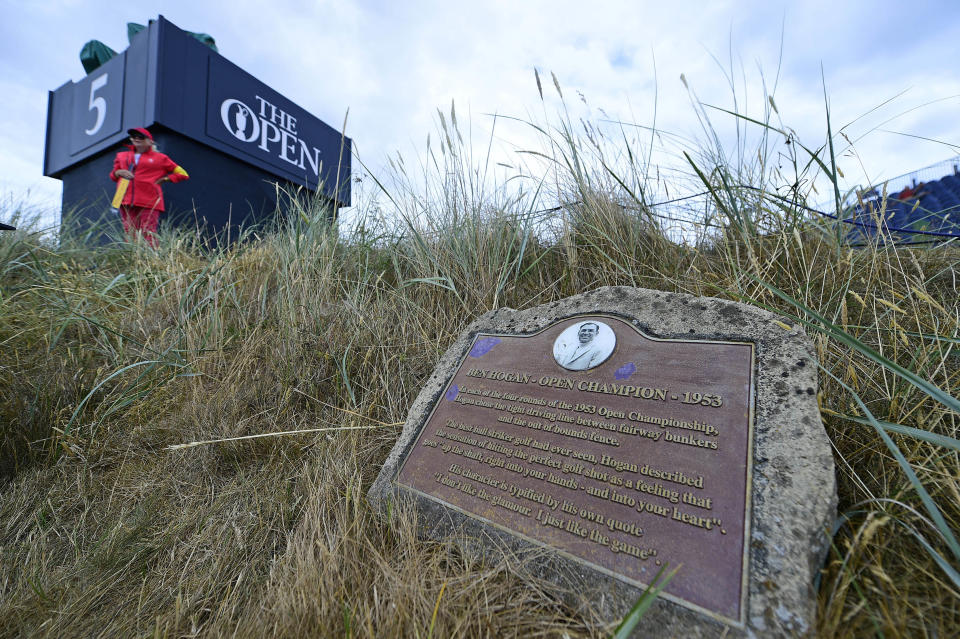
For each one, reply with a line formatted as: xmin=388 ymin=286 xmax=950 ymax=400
xmin=68 ymin=54 xmax=123 ymax=155
xmin=85 ymin=74 xmax=108 ymax=135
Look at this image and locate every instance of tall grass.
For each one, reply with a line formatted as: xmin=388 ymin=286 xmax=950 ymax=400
xmin=1 ymin=73 xmax=958 ymax=638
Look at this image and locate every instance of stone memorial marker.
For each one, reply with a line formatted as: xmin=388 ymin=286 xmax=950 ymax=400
xmin=369 ymin=286 xmax=836 ymax=637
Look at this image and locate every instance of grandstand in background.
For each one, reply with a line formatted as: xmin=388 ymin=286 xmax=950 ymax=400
xmin=845 ymin=156 xmax=960 ymax=244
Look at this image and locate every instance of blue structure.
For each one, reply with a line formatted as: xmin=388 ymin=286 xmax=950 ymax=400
xmin=845 ymin=164 xmax=960 ymax=244
xmin=44 ymin=16 xmax=351 ymax=242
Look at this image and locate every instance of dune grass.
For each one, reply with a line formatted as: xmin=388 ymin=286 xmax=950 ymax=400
xmin=1 ymin=79 xmax=959 ymax=638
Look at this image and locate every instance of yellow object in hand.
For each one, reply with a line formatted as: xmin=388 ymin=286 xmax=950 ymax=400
xmin=111 ymin=178 xmax=130 ymax=209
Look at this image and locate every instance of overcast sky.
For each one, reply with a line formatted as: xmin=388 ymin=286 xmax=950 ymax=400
xmin=2 ymin=0 xmax=959 ymax=227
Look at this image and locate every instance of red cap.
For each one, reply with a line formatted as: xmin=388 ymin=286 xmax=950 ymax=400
xmin=127 ymin=127 xmax=154 ymax=141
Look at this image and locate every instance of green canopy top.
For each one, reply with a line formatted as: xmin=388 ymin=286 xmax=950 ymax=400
xmin=127 ymin=22 xmax=217 ymax=52
xmin=79 ymin=21 xmax=218 ymax=74
xmin=79 ymin=40 xmax=117 ymax=74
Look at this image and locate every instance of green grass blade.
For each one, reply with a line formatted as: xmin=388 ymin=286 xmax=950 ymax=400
xmin=821 ymin=366 xmax=960 ymax=565
xmin=827 ymin=413 xmax=960 ymax=452
xmin=909 ymin=526 xmax=960 ymax=590
xmin=63 ymin=360 xmax=161 ymax=437
xmin=821 ymin=66 xmax=843 ymax=222
xmin=751 ymin=277 xmax=960 ymax=415
xmin=611 ymin=564 xmax=678 ymax=639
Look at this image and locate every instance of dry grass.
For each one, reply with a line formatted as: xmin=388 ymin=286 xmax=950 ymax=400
xmin=1 ymin=86 xmax=959 ymax=638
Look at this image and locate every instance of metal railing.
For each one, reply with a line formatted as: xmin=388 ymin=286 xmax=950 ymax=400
xmin=845 ymin=155 xmax=960 ymax=205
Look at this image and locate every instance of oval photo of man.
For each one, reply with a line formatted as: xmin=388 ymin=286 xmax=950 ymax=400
xmin=552 ymin=320 xmax=616 ymax=371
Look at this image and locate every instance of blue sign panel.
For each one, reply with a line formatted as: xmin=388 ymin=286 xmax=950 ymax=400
xmin=68 ymin=54 xmax=125 ymax=155
xmin=48 ymin=15 xmax=350 ymax=205
xmin=46 ymin=13 xmax=352 ymax=234
xmin=205 ymin=55 xmax=345 ymax=194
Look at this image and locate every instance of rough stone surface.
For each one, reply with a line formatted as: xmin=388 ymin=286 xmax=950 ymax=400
xmin=368 ymin=286 xmax=836 ymax=638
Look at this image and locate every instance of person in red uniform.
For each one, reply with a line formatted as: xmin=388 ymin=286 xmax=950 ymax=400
xmin=110 ymin=127 xmax=189 ymax=246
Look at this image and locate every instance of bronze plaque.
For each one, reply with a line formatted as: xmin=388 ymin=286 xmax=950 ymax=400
xmin=396 ymin=315 xmax=754 ymax=626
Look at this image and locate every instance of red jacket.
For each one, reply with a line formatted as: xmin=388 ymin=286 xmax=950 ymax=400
xmin=110 ymin=146 xmax=189 ymax=211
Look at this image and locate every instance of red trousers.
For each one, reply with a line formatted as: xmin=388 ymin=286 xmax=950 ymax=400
xmin=119 ymin=205 xmax=161 ymax=246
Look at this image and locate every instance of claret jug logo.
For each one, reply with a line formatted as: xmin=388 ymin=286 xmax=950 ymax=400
xmin=219 ymin=95 xmax=323 ymax=176
xmin=221 ymin=99 xmax=257 ymax=141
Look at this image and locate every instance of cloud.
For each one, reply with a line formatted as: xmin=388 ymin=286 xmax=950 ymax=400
xmin=3 ymin=0 xmax=959 ymax=218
